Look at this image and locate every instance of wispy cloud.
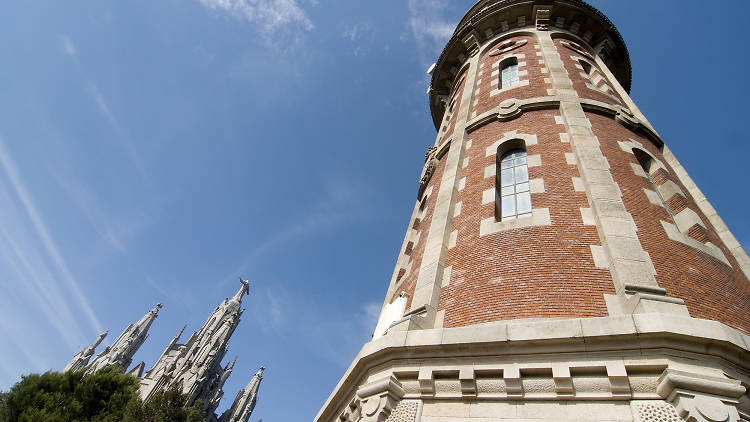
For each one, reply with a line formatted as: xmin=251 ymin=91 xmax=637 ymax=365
xmin=248 ymin=283 xmax=380 ymax=367
xmin=342 ymin=23 xmax=373 ymax=42
xmin=0 ymin=137 xmax=103 ymax=346
xmin=198 ymin=0 xmax=314 ymax=33
xmin=342 ymin=23 xmax=374 ymax=57
xmin=60 ymin=35 xmax=149 ymax=182
xmin=53 ymin=174 xmax=130 ymax=252
xmin=225 ymin=179 xmax=370 ymax=282
xmin=407 ymin=0 xmax=456 ymax=68
xmin=61 ymin=35 xmax=77 ymax=57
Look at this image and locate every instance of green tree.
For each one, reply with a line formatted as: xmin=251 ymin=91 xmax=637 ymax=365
xmin=0 ymin=368 xmax=206 ymax=422
xmin=122 ymin=386 xmax=205 ymax=422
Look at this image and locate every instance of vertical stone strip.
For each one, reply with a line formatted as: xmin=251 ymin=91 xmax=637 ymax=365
xmin=407 ymin=54 xmax=481 ymax=329
xmin=536 ymin=31 xmax=659 ymax=296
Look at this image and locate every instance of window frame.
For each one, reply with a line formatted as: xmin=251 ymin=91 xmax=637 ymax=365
xmin=495 ymin=139 xmax=531 ymax=221
xmin=498 ymin=57 xmax=520 ymax=90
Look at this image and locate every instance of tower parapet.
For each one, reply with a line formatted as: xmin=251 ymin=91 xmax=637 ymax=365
xmin=317 ymin=1 xmax=750 ymax=421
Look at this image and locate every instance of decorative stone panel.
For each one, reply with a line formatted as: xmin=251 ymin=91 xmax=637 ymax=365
xmin=633 ymin=400 xmax=683 ymax=422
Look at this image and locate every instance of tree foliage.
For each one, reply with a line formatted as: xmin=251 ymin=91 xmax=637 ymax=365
xmin=122 ymin=386 xmax=205 ymax=422
xmin=0 ymin=367 xmax=206 ymax=422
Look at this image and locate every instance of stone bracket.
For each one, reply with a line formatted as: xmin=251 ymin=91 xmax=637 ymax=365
xmin=657 ymin=369 xmax=746 ymax=422
xmin=340 ymin=375 xmax=405 ymax=422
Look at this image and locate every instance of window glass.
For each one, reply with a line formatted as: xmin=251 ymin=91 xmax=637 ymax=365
xmin=500 ymin=60 xmax=520 ymax=90
xmin=498 ymin=149 xmax=532 ymax=221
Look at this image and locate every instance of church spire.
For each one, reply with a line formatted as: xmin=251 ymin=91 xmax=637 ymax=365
xmin=86 ymin=303 xmax=162 ymax=374
xmin=63 ymin=330 xmax=108 ymax=372
xmin=219 ymin=366 xmax=264 ymax=422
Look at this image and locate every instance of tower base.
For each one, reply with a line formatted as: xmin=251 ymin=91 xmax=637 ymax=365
xmin=316 ymin=314 xmax=750 ymax=422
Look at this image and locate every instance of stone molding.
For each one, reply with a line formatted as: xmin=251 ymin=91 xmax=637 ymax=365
xmin=429 ymin=1 xmax=633 ymax=127
xmin=464 ymin=95 xmax=664 ymax=149
xmin=315 ymin=314 xmax=750 ymax=422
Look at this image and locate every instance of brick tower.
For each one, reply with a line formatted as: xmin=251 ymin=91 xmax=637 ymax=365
xmin=317 ymin=1 xmax=750 ymax=421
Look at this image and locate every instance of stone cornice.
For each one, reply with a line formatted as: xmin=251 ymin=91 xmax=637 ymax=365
xmin=464 ymin=96 xmax=664 ymax=148
xmin=315 ymin=314 xmax=750 ymax=422
xmin=428 ymin=0 xmax=632 ymax=130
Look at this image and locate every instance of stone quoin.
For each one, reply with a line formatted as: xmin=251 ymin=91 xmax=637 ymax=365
xmin=315 ymin=1 xmax=750 ymax=421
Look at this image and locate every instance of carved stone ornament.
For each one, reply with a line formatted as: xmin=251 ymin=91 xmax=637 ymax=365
xmin=488 ymin=39 xmax=527 ymax=56
xmin=498 ymin=98 xmax=522 ymax=121
xmin=418 ymin=147 xmax=439 ymax=199
xmin=535 ymin=8 xmax=551 ymax=30
xmin=339 ymin=375 xmax=405 ymax=422
xmin=461 ymin=30 xmax=481 ymax=57
xmin=614 ymin=105 xmax=640 ymax=129
xmin=656 ymin=369 xmax=746 ymax=422
xmin=561 ymin=40 xmax=595 ymax=61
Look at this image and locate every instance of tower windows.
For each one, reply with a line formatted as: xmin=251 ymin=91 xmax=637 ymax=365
xmin=497 ymin=148 xmax=531 ymax=220
xmin=579 ymin=59 xmax=593 ymax=75
xmin=499 ymin=57 xmax=520 ymax=90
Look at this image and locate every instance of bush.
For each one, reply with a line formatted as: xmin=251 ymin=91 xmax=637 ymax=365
xmin=0 ymin=367 xmax=205 ymax=422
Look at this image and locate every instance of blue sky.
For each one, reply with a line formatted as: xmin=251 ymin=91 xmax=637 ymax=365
xmin=0 ymin=0 xmax=748 ymax=420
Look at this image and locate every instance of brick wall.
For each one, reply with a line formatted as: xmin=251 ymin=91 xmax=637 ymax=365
xmin=592 ymin=114 xmax=750 ymax=335
xmin=439 ymin=110 xmax=613 ymax=327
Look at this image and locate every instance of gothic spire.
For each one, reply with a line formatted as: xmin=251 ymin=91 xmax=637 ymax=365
xmin=86 ymin=303 xmax=162 ymax=374
xmin=219 ymin=366 xmax=264 ymax=422
xmin=63 ymin=330 xmax=108 ymax=372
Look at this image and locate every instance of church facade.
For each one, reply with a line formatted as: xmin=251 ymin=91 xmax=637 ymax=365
xmin=316 ymin=1 xmax=750 ymax=421
xmin=64 ymin=279 xmax=262 ymax=422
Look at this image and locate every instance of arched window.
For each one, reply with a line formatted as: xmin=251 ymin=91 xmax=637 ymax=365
xmin=579 ymin=59 xmax=593 ymax=75
xmin=498 ymin=148 xmax=531 ymax=220
xmin=499 ymin=57 xmax=520 ymax=90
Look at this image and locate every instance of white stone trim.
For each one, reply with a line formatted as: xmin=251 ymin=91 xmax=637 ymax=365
xmin=479 ymin=208 xmax=551 ymax=236
xmin=485 ymin=132 xmax=538 ymax=157
xmin=489 ymin=78 xmax=530 ymax=96
xmin=661 ymin=220 xmax=730 ymax=266
xmin=481 ymin=188 xmax=494 ymax=205
xmin=565 ymin=152 xmax=576 ymax=165
xmin=483 ymin=164 xmax=495 ymax=178
xmin=572 ymin=177 xmax=585 ymax=192
xmin=581 ymin=207 xmax=595 ymax=226
xmin=644 ymin=189 xmax=664 ymax=207
xmin=673 ymin=207 xmax=705 ymax=232
xmin=630 ymin=162 xmax=647 ymax=178
xmin=448 ymin=230 xmax=457 ymax=249
xmin=529 ymin=178 xmax=545 ymax=193
xmin=453 ymin=201 xmax=462 ymax=217
xmin=441 ymin=265 xmax=451 ymax=288
xmin=656 ymin=180 xmax=685 ymax=202
xmin=458 ymin=177 xmax=466 ymax=191
xmin=526 ymin=153 xmax=542 ymax=167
